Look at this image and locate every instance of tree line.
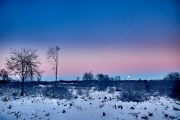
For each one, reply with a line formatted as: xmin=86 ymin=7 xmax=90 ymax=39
xmin=82 ymin=71 xmax=121 ymax=81
xmin=0 ymin=47 xmax=180 ymax=96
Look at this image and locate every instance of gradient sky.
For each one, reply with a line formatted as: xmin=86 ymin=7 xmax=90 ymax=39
xmin=0 ymin=0 xmax=180 ymax=80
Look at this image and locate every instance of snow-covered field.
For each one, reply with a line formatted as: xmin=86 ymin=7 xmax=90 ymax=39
xmin=0 ymin=88 xmax=180 ymax=120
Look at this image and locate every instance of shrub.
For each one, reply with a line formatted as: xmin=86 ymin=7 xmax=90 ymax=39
xmin=62 ymin=109 xmax=66 ymax=113
xmin=102 ymin=112 xmax=106 ymax=116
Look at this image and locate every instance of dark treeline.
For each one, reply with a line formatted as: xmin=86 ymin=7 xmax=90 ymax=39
xmin=0 ymin=79 xmax=180 ymax=101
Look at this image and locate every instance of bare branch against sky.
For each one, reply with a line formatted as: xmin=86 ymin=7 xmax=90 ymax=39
xmin=6 ymin=48 xmax=42 ymax=95
xmin=47 ymin=46 xmax=60 ymax=81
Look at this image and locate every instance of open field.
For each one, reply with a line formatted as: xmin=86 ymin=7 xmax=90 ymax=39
xmin=0 ymin=80 xmax=180 ymax=120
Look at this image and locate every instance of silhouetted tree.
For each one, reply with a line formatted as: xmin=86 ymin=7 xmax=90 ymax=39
xmin=47 ymin=46 xmax=60 ymax=81
xmin=96 ymin=73 xmax=105 ymax=81
xmin=83 ymin=71 xmax=94 ymax=80
xmin=0 ymin=69 xmax=9 ymax=80
xmin=104 ymin=74 xmax=110 ymax=81
xmin=115 ymin=76 xmax=121 ymax=88
xmin=96 ymin=73 xmax=110 ymax=91
xmin=76 ymin=76 xmax=80 ymax=81
xmin=83 ymin=72 xmax=88 ymax=80
xmin=6 ymin=48 xmax=42 ymax=96
xmin=96 ymin=73 xmax=110 ymax=81
xmin=163 ymin=72 xmax=180 ymax=80
xmin=164 ymin=72 xmax=180 ymax=100
xmin=115 ymin=76 xmax=121 ymax=81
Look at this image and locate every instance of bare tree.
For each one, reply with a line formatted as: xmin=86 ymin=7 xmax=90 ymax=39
xmin=83 ymin=71 xmax=94 ymax=80
xmin=163 ymin=72 xmax=180 ymax=80
xmin=76 ymin=76 xmax=80 ymax=81
xmin=96 ymin=73 xmax=105 ymax=81
xmin=47 ymin=46 xmax=60 ymax=81
xmin=96 ymin=73 xmax=110 ymax=81
xmin=115 ymin=76 xmax=121 ymax=81
xmin=6 ymin=48 xmax=42 ymax=96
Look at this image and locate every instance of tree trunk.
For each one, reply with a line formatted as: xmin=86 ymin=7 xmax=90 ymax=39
xmin=56 ymin=65 xmax=57 ymax=81
xmin=21 ymin=77 xmax=25 ymax=96
xmin=56 ymin=54 xmax=58 ymax=82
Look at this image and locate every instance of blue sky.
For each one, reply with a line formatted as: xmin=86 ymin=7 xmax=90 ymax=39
xmin=0 ymin=0 xmax=180 ymax=80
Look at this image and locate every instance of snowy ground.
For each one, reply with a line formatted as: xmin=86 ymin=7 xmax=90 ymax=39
xmin=0 ymin=88 xmax=180 ymax=120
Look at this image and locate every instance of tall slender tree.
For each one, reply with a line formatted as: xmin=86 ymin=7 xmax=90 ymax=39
xmin=6 ymin=48 xmax=42 ymax=96
xmin=47 ymin=46 xmax=60 ymax=81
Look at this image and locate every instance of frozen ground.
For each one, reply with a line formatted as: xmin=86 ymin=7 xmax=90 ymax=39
xmin=0 ymin=89 xmax=180 ymax=120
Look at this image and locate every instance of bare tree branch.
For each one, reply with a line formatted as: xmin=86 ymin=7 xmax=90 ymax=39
xmin=47 ymin=46 xmax=60 ymax=81
xmin=6 ymin=48 xmax=42 ymax=96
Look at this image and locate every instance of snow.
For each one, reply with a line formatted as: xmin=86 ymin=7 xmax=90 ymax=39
xmin=0 ymin=89 xmax=180 ymax=120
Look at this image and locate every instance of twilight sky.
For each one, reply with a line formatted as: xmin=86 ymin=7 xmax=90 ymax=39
xmin=0 ymin=0 xmax=180 ymax=80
